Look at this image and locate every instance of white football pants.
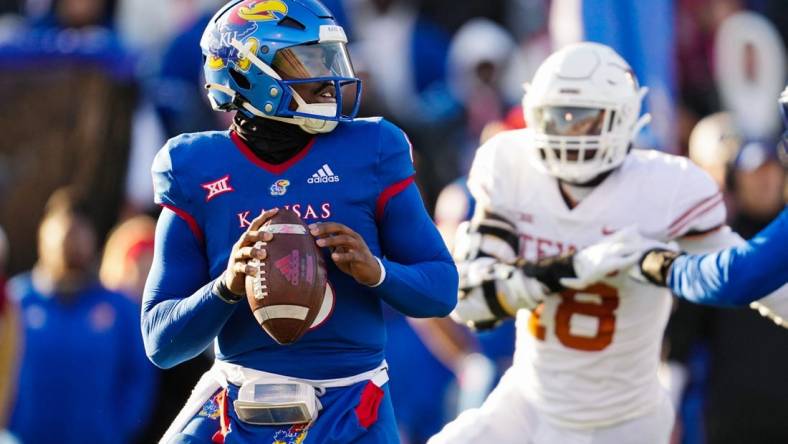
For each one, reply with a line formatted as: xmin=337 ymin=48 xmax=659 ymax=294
xmin=428 ymin=369 xmax=674 ymax=444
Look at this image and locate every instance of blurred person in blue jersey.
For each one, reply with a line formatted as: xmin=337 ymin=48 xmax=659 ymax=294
xmin=142 ymin=1 xmax=457 ymax=443
xmin=6 ymin=187 xmax=156 ymax=444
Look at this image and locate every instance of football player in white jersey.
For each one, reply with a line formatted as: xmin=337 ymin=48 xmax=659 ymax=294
xmin=428 ymin=42 xmax=753 ymax=444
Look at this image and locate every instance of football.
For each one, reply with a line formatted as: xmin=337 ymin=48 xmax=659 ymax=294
xmin=245 ymin=209 xmax=327 ymax=345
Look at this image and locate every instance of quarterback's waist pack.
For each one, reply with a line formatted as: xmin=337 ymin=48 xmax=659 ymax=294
xmin=217 ymin=360 xmax=389 ymax=426
xmin=159 ymin=360 xmax=388 ymax=443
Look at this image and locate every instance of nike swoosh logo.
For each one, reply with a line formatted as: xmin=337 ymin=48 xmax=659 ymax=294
xmin=601 ymin=227 xmax=617 ymax=235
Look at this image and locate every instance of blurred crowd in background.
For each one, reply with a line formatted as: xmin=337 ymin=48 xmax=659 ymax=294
xmin=0 ymin=0 xmax=785 ymax=443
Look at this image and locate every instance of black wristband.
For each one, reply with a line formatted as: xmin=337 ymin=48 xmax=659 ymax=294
xmin=470 ymin=319 xmax=502 ymax=332
xmin=212 ymin=277 xmax=244 ymax=304
xmin=518 ymin=253 xmax=576 ymax=293
xmin=639 ymin=249 xmax=681 ymax=287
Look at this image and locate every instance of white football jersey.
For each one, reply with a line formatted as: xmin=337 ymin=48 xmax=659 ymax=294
xmin=467 ymin=129 xmax=726 ymax=429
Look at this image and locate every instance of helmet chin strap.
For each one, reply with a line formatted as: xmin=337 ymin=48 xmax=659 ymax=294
xmin=207 ymin=82 xmax=337 ymax=133
xmin=239 ymin=102 xmax=338 ymax=134
xmin=632 ymin=113 xmax=652 ymax=140
xmin=632 ymin=87 xmax=652 ymax=139
xmin=285 ymin=93 xmax=339 ymax=134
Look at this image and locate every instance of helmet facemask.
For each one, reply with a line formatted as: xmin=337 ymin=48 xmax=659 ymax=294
xmin=227 ymin=38 xmax=362 ymax=133
xmin=528 ymin=97 xmax=650 ymax=184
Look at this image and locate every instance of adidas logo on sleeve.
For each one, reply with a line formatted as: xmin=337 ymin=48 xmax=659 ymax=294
xmin=307 ymin=164 xmax=340 ymax=184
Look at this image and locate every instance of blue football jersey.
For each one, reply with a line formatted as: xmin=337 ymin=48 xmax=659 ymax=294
xmin=150 ymin=118 xmax=430 ymax=379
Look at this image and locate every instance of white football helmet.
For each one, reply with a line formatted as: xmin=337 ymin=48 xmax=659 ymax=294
xmin=523 ymin=42 xmax=651 ymax=184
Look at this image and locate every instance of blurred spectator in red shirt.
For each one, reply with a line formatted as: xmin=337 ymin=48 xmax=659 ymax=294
xmin=99 ymin=215 xmax=155 ymax=302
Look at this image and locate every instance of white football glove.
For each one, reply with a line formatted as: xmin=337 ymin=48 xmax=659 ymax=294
xmin=561 ymin=227 xmax=676 ymax=290
xmin=452 ymin=257 xmax=546 ymax=330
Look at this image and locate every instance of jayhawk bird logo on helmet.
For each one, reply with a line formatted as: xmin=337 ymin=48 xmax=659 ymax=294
xmin=234 ymin=0 xmax=288 ymax=23
xmin=201 ymin=0 xmax=362 ymax=134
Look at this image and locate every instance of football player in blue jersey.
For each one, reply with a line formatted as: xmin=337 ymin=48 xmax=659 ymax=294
xmin=141 ymin=1 xmax=458 ymax=443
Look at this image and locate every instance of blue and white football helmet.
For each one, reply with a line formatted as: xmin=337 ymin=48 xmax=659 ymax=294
xmin=201 ymin=0 xmax=362 ymax=133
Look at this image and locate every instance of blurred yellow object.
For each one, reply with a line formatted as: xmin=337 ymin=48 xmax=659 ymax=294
xmin=0 ymin=302 xmax=20 ymax=429
xmin=688 ymin=112 xmax=741 ymax=190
